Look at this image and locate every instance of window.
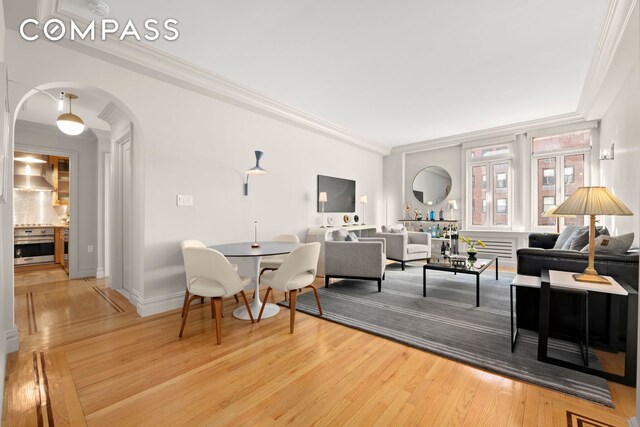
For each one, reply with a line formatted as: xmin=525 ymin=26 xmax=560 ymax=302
xmin=532 ymin=130 xmax=591 ymax=228
xmin=496 ymin=198 xmax=507 ymax=214
xmin=542 ymin=196 xmax=555 ymax=213
xmin=466 ymin=143 xmax=512 ymax=228
xmin=564 ymin=166 xmax=575 ymax=184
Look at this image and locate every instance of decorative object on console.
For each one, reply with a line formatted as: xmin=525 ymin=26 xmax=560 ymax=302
xmin=251 ymin=221 xmax=261 ymax=248
xmin=447 ymin=199 xmax=458 ymax=220
xmin=599 ymin=143 xmax=614 ymax=161
xmin=343 ymin=214 xmax=350 ymax=225
xmin=57 ymin=93 xmax=85 ymax=136
xmin=414 ymin=209 xmax=422 ymax=220
xmin=319 ymin=191 xmax=328 ymax=228
xmin=360 ymin=195 xmax=368 ymax=224
xmin=244 ymin=150 xmax=268 ymax=196
xmin=554 ymin=186 xmax=633 ymax=284
xmin=542 ymin=205 xmax=576 ymax=233
xmin=438 ymin=207 xmax=444 ymax=221
xmin=327 ymin=216 xmax=334 ymax=226
xmin=403 ymin=202 xmax=412 ymax=220
xmin=353 ymin=214 xmax=359 ymax=223
xmin=460 ymin=236 xmax=485 ymax=261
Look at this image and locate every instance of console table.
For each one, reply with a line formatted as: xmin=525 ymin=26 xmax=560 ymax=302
xmin=307 ymin=225 xmax=377 ymax=276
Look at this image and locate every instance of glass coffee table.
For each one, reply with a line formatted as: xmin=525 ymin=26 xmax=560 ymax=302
xmin=422 ymin=256 xmax=498 ymax=307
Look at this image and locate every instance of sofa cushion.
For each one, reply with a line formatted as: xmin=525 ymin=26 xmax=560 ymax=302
xmin=582 ymin=233 xmax=634 ymax=255
xmin=345 ymin=232 xmax=359 ymax=242
xmin=382 ymin=224 xmax=404 ymax=233
xmin=331 ymin=229 xmax=349 ymax=241
xmin=407 ymin=244 xmax=429 ymax=254
xmin=553 ymin=225 xmax=579 ymax=249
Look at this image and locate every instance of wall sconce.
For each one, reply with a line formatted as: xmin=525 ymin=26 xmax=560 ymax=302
xmin=599 ymin=143 xmax=614 ymax=160
xmin=244 ymin=150 xmax=268 ymax=195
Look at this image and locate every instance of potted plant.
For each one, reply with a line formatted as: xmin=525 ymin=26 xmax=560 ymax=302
xmin=460 ymin=236 xmax=485 ymax=260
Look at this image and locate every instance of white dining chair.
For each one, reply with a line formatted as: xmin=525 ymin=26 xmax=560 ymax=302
xmin=258 ymin=242 xmax=321 ymax=333
xmin=179 ymin=247 xmax=254 ymax=344
xmin=180 ymin=240 xmax=239 ymax=318
xmin=259 ymin=233 xmax=300 ymax=301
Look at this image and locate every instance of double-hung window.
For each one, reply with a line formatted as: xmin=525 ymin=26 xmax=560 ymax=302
xmin=466 ymin=143 xmax=513 ymax=228
xmin=532 ymin=130 xmax=591 ymax=229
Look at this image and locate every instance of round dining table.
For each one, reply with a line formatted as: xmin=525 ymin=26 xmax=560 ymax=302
xmin=209 ymin=241 xmax=300 ymax=320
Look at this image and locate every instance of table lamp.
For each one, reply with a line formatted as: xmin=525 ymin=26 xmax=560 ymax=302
xmin=360 ymin=195 xmax=368 ymax=224
xmin=554 ymin=187 xmax=633 ymax=284
xmin=319 ymin=192 xmax=328 ymax=228
xmin=447 ymin=199 xmax=458 ymax=220
xmin=542 ymin=205 xmax=575 ymax=233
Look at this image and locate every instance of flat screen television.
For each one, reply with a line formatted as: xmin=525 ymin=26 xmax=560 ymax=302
xmin=317 ymin=175 xmax=355 ymax=213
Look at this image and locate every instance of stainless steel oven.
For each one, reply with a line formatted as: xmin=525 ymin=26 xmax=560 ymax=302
xmin=14 ymin=227 xmax=55 ymax=265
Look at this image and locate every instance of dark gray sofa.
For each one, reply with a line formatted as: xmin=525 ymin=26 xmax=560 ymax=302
xmin=516 ymin=232 xmax=639 ymax=350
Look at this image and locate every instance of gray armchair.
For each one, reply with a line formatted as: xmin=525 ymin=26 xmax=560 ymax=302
xmin=375 ymin=229 xmax=431 ymax=270
xmin=324 ymin=237 xmax=386 ymax=292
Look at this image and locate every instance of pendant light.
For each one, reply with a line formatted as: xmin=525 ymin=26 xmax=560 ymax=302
xmin=57 ymin=93 xmax=85 ymax=136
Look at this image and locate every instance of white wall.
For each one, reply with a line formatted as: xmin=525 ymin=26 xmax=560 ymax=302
xmin=14 ymin=120 xmax=99 ymax=277
xmin=2 ymin=30 xmax=384 ymax=316
xmin=0 ymin=0 xmax=7 ymax=419
xmin=599 ymin=60 xmax=640 ymax=242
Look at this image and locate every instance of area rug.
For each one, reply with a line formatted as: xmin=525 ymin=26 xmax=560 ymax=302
xmin=279 ymin=265 xmax=613 ymax=407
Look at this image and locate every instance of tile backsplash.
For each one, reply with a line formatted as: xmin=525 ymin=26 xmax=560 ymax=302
xmin=13 ymin=190 xmax=67 ymax=225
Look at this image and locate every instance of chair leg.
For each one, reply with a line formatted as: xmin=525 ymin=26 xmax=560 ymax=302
xmin=257 ymin=287 xmax=272 ymax=322
xmin=181 ymin=290 xmax=190 ymax=318
xmin=306 ymin=285 xmax=323 ymax=316
xmin=377 ymin=279 xmax=382 ymax=292
xmin=234 ymin=294 xmax=239 ymax=303
xmin=401 ymin=261 xmax=405 ymax=271
xmin=289 ymin=289 xmax=297 ymax=333
xmin=179 ymin=295 xmax=200 ymax=337
xmin=201 ymin=297 xmax=205 ymax=304
xmin=211 ymin=298 xmax=216 ymax=319
xmin=325 ymin=276 xmax=330 ymax=288
xmin=213 ymin=297 xmax=223 ymax=345
xmin=284 ymin=291 xmax=288 ymax=302
xmin=239 ymin=291 xmax=254 ymax=323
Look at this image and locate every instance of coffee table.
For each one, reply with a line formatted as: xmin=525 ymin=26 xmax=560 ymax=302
xmin=422 ymin=256 xmax=498 ymax=307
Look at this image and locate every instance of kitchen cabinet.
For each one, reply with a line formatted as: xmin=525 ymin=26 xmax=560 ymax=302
xmin=49 ymin=156 xmax=69 ymax=206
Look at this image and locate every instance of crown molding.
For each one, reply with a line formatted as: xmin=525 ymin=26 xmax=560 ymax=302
xmin=33 ymin=3 xmax=391 ymax=156
xmin=97 ymin=101 xmax=121 ymax=125
xmin=577 ymin=0 xmax=638 ymax=118
xmin=390 ymin=112 xmax=585 ymax=155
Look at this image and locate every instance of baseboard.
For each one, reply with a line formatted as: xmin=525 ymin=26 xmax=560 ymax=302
xmin=76 ymin=268 xmax=97 ymax=278
xmin=629 ymin=416 xmax=638 ymax=427
xmin=5 ymin=326 xmax=19 ymax=353
xmin=133 ymin=290 xmax=185 ymax=317
xmin=96 ymin=267 xmax=105 ymax=279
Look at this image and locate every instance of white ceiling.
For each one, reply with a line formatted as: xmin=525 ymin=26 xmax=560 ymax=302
xmin=58 ymin=0 xmax=608 ymax=147
xmin=17 ymin=87 xmax=111 ymax=132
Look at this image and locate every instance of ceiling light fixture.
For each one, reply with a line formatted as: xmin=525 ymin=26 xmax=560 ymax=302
xmin=57 ymin=93 xmax=85 ymax=136
xmin=86 ymin=0 xmax=110 ymax=17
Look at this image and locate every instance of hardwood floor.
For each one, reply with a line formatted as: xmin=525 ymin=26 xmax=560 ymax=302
xmin=3 ymin=266 xmax=636 ymax=426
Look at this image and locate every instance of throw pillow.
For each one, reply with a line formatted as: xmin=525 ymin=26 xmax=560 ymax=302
xmin=553 ymin=225 xmax=579 ymax=249
xmin=346 ymin=232 xmax=359 ymax=242
xmin=581 ymin=233 xmax=634 ymax=255
xmin=331 ymin=229 xmax=349 ymax=241
xmin=383 ymin=224 xmax=404 ymax=233
xmin=562 ymin=225 xmax=608 ymax=250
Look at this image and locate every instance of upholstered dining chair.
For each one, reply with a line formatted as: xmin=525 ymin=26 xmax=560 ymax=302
xmin=180 ymin=240 xmax=239 ymax=318
xmin=259 ymin=233 xmax=300 ymax=301
xmin=258 ymin=242 xmax=321 ymax=333
xmin=179 ymin=247 xmax=254 ymax=344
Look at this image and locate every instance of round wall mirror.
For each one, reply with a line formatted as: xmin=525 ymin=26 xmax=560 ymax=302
xmin=412 ymin=166 xmax=452 ymax=205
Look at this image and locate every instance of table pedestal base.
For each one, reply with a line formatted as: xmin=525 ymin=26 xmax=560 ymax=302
xmin=233 ymin=301 xmax=279 ymax=320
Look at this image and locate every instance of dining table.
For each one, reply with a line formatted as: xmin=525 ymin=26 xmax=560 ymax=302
xmin=209 ymin=241 xmax=300 ymax=320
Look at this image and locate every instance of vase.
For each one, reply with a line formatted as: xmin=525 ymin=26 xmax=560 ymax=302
xmin=467 ymin=249 xmax=477 ymax=260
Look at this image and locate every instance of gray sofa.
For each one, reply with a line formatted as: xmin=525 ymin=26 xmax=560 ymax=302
xmin=375 ymin=226 xmax=431 ymax=270
xmin=517 ymin=232 xmax=638 ymax=350
xmin=324 ymin=230 xmax=386 ymax=292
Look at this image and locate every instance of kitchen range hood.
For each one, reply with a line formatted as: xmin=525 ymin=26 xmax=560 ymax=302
xmin=14 ymin=153 xmax=55 ymax=191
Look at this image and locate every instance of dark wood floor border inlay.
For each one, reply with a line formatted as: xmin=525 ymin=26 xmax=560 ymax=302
xmin=39 ymin=351 xmax=55 ymax=426
xmin=31 ymin=352 xmax=44 ymax=427
xmin=27 ymin=293 xmax=38 ymax=335
xmin=92 ymin=286 xmax=125 ymax=313
xmin=566 ymin=410 xmax=615 ymax=427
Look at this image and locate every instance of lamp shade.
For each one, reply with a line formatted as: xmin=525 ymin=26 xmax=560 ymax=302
xmin=319 ymin=192 xmax=328 ymax=202
xmin=554 ymin=187 xmax=633 ymax=216
xmin=360 ymin=195 xmax=368 ymax=204
xmin=542 ymin=205 xmax=575 ymax=218
xmin=57 ymin=93 xmax=85 ymax=136
xmin=246 ymin=150 xmax=268 ymax=175
xmin=447 ymin=200 xmax=458 ymax=210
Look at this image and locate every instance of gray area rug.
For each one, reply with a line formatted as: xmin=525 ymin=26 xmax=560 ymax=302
xmin=279 ymin=264 xmax=613 ymax=407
